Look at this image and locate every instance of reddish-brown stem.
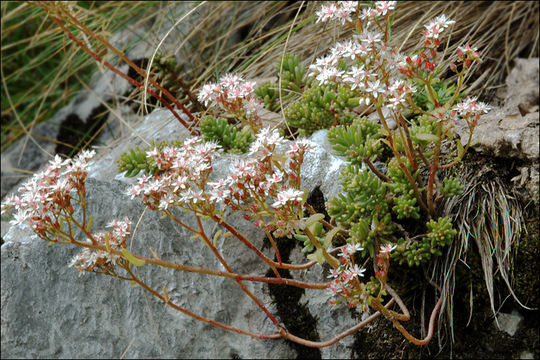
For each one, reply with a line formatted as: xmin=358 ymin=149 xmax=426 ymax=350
xmin=438 ymin=122 xmax=475 ymax=169
xmin=51 ymin=2 xmax=197 ymax=125
xmin=279 ymin=298 xmax=396 ymax=348
xmin=397 ymin=113 xmax=418 ymax=171
xmin=50 ymin=16 xmax=198 ymax=136
xmin=66 ymin=214 xmax=325 ymax=291
xmin=364 ymin=158 xmax=391 ymax=183
xmin=304 ymin=227 xmax=340 ymax=269
xmin=262 ymin=224 xmax=282 ymax=266
xmin=371 ymin=294 xmax=443 ymax=346
xmin=71 ymin=234 xmax=328 ymax=290
xmin=166 ymin=212 xmax=203 ymax=235
xmin=214 ymin=215 xmax=318 ymax=270
xmin=426 ymin=123 xmax=442 ymax=216
xmin=376 ymin=107 xmax=430 ymax=217
xmin=195 ymin=215 xmax=284 ymax=330
xmin=124 ymin=266 xmax=282 ymax=340
xmin=372 ymin=283 xmax=443 ymax=346
xmin=169 ymin=68 xmax=206 ymax=113
xmin=125 ymin=262 xmax=400 ymax=348
xmin=416 ymin=145 xmax=431 ymax=168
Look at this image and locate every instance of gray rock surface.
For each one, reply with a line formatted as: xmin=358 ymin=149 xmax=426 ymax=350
xmin=456 ymin=58 xmax=539 ymax=161
xmin=1 ymin=105 xmax=359 ymax=358
xmin=495 ymin=310 xmax=524 ymax=337
xmin=456 ymin=58 xmax=539 ymax=200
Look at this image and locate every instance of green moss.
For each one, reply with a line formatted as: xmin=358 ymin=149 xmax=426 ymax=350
xmin=513 ymin=216 xmax=540 ymax=308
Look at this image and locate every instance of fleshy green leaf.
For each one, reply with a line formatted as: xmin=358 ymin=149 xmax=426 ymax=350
xmin=122 ymin=248 xmax=146 ymax=266
xmin=304 ymin=213 xmax=325 ymax=229
xmin=415 ymin=133 xmax=440 ymax=142
xmin=456 ymin=138 xmax=465 ymax=157
xmin=323 ymin=226 xmax=341 ymax=249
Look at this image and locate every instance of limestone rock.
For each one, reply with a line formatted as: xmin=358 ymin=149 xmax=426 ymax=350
xmin=455 ymin=58 xmax=539 ymax=201
xmin=495 ymin=310 xmax=524 ymax=337
xmin=1 ymin=109 xmax=356 ymax=358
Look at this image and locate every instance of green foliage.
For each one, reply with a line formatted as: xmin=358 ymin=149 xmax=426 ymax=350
xmin=276 ymin=53 xmax=309 ymax=93
xmin=294 ymin=221 xmax=324 ymax=254
xmin=117 ymin=140 xmax=182 ymax=177
xmin=351 ymin=213 xmax=394 ymax=259
xmin=326 ymin=116 xmax=458 ymax=267
xmin=392 ymin=194 xmax=420 ymax=220
xmin=254 ymin=53 xmax=309 ymax=112
xmin=393 ymin=216 xmax=456 ymax=267
xmin=409 ymin=115 xmax=439 ymax=149
xmin=254 ymin=82 xmax=281 ymax=112
xmin=327 ymin=116 xmax=381 ymax=166
xmin=117 ymin=146 xmax=156 ymax=178
xmin=426 ymin=216 xmax=456 ymax=246
xmin=199 ymin=116 xmax=254 ymax=154
xmin=413 ymin=79 xmax=461 ymax=112
xmin=284 ymin=83 xmax=357 ymax=136
xmin=326 ymin=164 xmax=388 ymax=229
xmin=386 ymin=158 xmax=421 ymax=220
xmin=442 ymin=175 xmax=464 ymax=197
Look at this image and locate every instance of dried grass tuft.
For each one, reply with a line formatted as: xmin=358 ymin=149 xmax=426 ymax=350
xmin=435 ymin=161 xmax=529 ymax=346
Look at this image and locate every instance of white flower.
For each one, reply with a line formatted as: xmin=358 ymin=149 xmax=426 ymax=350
xmin=365 ymin=79 xmax=385 ymax=96
xmin=345 ymin=242 xmax=363 ymax=255
xmin=327 ymin=267 xmax=343 ymax=279
xmin=360 ymin=7 xmax=378 ymax=21
xmin=347 ymin=263 xmax=366 ymax=278
xmin=271 ymin=188 xmax=304 ymax=209
xmin=316 ymin=67 xmax=345 ymax=85
xmin=423 ymin=15 xmax=454 ymax=43
xmin=380 ymin=244 xmax=397 ymax=254
xmin=434 ymin=14 xmax=455 ymax=29
xmin=159 ymin=196 xmax=174 ymax=211
xmin=78 ymin=149 xmax=96 ymax=161
xmin=220 ymin=73 xmax=243 ymax=89
xmin=10 ymin=209 xmax=30 ymax=226
xmin=375 ymin=1 xmax=396 ymax=16
xmin=454 ymin=97 xmax=491 ymax=117
xmin=208 ymin=188 xmax=230 ymax=203
xmin=316 ymin=3 xmax=338 ymax=23
xmin=249 ymin=128 xmax=286 ymax=155
xmin=359 ymin=31 xmax=382 ymax=47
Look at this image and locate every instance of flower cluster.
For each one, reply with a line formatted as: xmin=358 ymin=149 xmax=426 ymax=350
xmin=69 ymin=218 xmax=132 ymax=274
xmin=422 ymin=14 xmax=455 ymax=48
xmin=197 ymin=73 xmax=264 ymax=130
xmin=327 ymin=242 xmax=369 ymax=311
xmin=125 ymin=128 xmax=316 ymax=238
xmin=453 ymin=96 xmax=491 ymax=122
xmin=316 ymin=1 xmax=396 ymax=25
xmin=126 ymin=137 xmax=220 ymax=212
xmin=1 ymin=150 xmax=95 ymax=235
xmin=455 ymin=44 xmax=482 ymax=68
xmin=398 ymin=51 xmax=438 ymax=77
xmin=208 ymin=128 xmax=316 ymax=237
xmin=310 ymin=2 xmax=421 ymax=113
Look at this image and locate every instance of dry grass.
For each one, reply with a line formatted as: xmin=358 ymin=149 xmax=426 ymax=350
xmin=437 ymin=161 xmax=529 ymax=344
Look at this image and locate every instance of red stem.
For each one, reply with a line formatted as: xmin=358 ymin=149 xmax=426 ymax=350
xmin=52 ymin=2 xmax=197 ymax=124
xmin=195 ymin=216 xmax=284 ymax=331
xmin=125 ymin=266 xmax=282 ymax=340
xmin=49 ymin=14 xmax=198 ymax=136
